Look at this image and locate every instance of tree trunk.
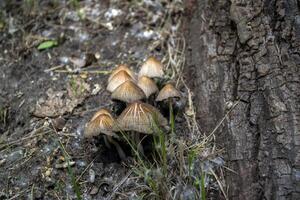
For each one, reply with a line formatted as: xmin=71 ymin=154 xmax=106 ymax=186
xmin=183 ymin=0 xmax=300 ymax=199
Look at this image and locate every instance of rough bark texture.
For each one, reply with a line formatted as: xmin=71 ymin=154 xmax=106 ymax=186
xmin=183 ymin=0 xmax=300 ymax=199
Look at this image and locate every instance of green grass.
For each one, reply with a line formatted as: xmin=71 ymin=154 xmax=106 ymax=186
xmin=0 ymin=106 xmax=8 ymax=127
xmin=153 ymin=122 xmax=167 ymax=175
xmin=69 ymin=0 xmax=79 ymax=9
xmin=201 ymin=169 xmax=207 ymax=200
xmin=117 ymin=112 xmax=218 ymax=200
xmin=58 ymin=140 xmax=82 ymax=200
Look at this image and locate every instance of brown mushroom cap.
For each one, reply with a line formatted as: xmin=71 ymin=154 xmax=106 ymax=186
xmin=111 ymin=80 xmax=146 ymax=103
xmin=90 ymin=108 xmax=112 ymax=121
xmin=155 ymin=83 xmax=181 ymax=101
xmin=138 ymin=57 xmax=164 ymax=78
xmin=84 ymin=109 xmax=115 ymax=138
xmin=107 ymin=70 xmax=134 ymax=92
xmin=108 ymin=64 xmax=136 ymax=82
xmin=116 ymin=101 xmax=168 ymax=134
xmin=137 ymin=76 xmax=159 ymax=98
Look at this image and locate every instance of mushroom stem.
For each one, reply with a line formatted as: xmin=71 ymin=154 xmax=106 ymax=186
xmin=113 ymin=100 xmax=126 ymax=115
xmin=103 ymin=135 xmax=112 ymax=149
xmin=107 ymin=136 xmax=126 ymax=160
xmin=133 ymin=132 xmax=144 ymax=156
xmin=169 ymin=99 xmax=175 ymax=135
xmin=147 ymin=94 xmax=155 ymax=105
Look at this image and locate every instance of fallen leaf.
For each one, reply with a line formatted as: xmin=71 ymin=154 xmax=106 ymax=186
xmin=33 ymin=77 xmax=91 ymax=117
xmin=37 ymin=40 xmax=58 ymax=50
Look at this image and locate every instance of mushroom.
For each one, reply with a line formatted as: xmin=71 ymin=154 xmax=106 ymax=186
xmin=84 ymin=108 xmax=126 ymax=160
xmin=116 ymin=101 xmax=168 ymax=154
xmin=156 ymin=83 xmax=181 ymax=102
xmin=84 ymin=109 xmax=113 ymax=138
xmin=111 ymin=80 xmax=146 ymax=103
xmin=107 ymin=70 xmax=135 ymax=93
xmin=137 ymin=76 xmax=159 ymax=99
xmin=138 ymin=56 xmax=164 ymax=78
xmin=108 ymin=64 xmax=136 ymax=82
xmin=155 ymin=83 xmax=181 ymax=134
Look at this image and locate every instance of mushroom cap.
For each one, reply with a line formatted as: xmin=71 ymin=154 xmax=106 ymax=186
xmin=107 ymin=70 xmax=134 ymax=92
xmin=138 ymin=57 xmax=164 ymax=78
xmin=111 ymin=80 xmax=146 ymax=103
xmin=156 ymin=83 xmax=181 ymax=101
xmin=137 ymin=76 xmax=159 ymax=98
xmin=90 ymin=108 xmax=112 ymax=121
xmin=84 ymin=109 xmax=116 ymax=138
xmin=108 ymin=64 xmax=136 ymax=82
xmin=116 ymin=101 xmax=168 ymax=134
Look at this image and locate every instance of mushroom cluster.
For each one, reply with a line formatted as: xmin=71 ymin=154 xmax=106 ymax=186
xmin=84 ymin=57 xmax=181 ymax=160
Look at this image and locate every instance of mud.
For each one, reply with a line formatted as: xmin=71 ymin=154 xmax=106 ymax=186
xmin=0 ymin=0 xmax=181 ymax=198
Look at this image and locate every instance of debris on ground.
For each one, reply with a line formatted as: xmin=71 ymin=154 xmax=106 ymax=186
xmin=33 ymin=77 xmax=90 ymax=117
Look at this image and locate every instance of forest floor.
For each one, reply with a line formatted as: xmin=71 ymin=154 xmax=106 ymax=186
xmin=0 ymin=1 xmax=225 ymax=199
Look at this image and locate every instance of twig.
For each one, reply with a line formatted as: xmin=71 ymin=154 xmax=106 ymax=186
xmin=76 ymin=158 xmax=95 ymax=183
xmin=187 ymin=98 xmax=242 ymax=150
xmin=44 ymin=64 xmax=65 ymax=72
xmin=209 ymin=168 xmax=228 ymax=200
xmin=223 ymin=165 xmax=238 ymax=175
xmin=204 ymin=99 xmax=241 ymax=140
xmin=54 ymin=70 xmax=111 ymax=75
xmin=0 ymin=131 xmax=49 ymax=150
xmin=7 ymin=188 xmax=29 ymax=200
xmin=30 ymin=184 xmax=35 ymax=200
xmin=106 ymin=170 xmax=133 ymax=200
xmin=8 ymin=149 xmax=37 ymax=170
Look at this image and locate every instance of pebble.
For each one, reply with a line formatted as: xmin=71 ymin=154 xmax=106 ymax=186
xmin=89 ymin=168 xmax=96 ymax=183
xmin=55 ymin=161 xmax=75 ymax=169
xmin=45 ymin=168 xmax=52 ymax=177
xmin=90 ymin=186 xmax=99 ymax=195
xmin=52 ymin=117 xmax=66 ymax=131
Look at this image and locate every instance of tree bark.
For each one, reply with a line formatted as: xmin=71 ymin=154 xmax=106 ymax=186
xmin=183 ymin=0 xmax=300 ymax=199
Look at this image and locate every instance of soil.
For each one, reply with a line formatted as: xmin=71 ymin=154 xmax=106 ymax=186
xmin=0 ymin=1 xmax=184 ymax=199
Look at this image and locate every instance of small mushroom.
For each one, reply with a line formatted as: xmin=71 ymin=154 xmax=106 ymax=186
xmin=137 ymin=76 xmax=159 ymax=99
xmin=116 ymin=101 xmax=168 ymax=154
xmin=138 ymin=56 xmax=164 ymax=78
xmin=111 ymin=80 xmax=146 ymax=103
xmin=117 ymin=101 xmax=168 ymax=133
xmin=108 ymin=64 xmax=137 ymax=82
xmin=107 ymin=70 xmax=134 ymax=92
xmin=156 ymin=83 xmax=181 ymax=101
xmin=84 ymin=109 xmax=114 ymax=138
xmin=156 ymin=83 xmax=181 ymax=134
xmin=84 ymin=109 xmax=126 ymax=160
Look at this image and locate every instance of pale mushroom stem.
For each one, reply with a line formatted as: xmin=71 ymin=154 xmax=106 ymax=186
xmin=113 ymin=100 xmax=126 ymax=115
xmin=147 ymin=94 xmax=155 ymax=105
xmin=132 ymin=132 xmax=144 ymax=156
xmin=103 ymin=136 xmax=112 ymax=149
xmin=107 ymin=136 xmax=126 ymax=160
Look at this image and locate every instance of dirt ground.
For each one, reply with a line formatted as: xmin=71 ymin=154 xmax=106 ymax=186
xmin=0 ymin=1 xmax=224 ymax=199
xmin=0 ymin=0 xmax=182 ymax=199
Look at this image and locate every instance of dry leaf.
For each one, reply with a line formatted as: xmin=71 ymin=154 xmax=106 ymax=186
xmin=33 ymin=77 xmax=90 ymax=117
